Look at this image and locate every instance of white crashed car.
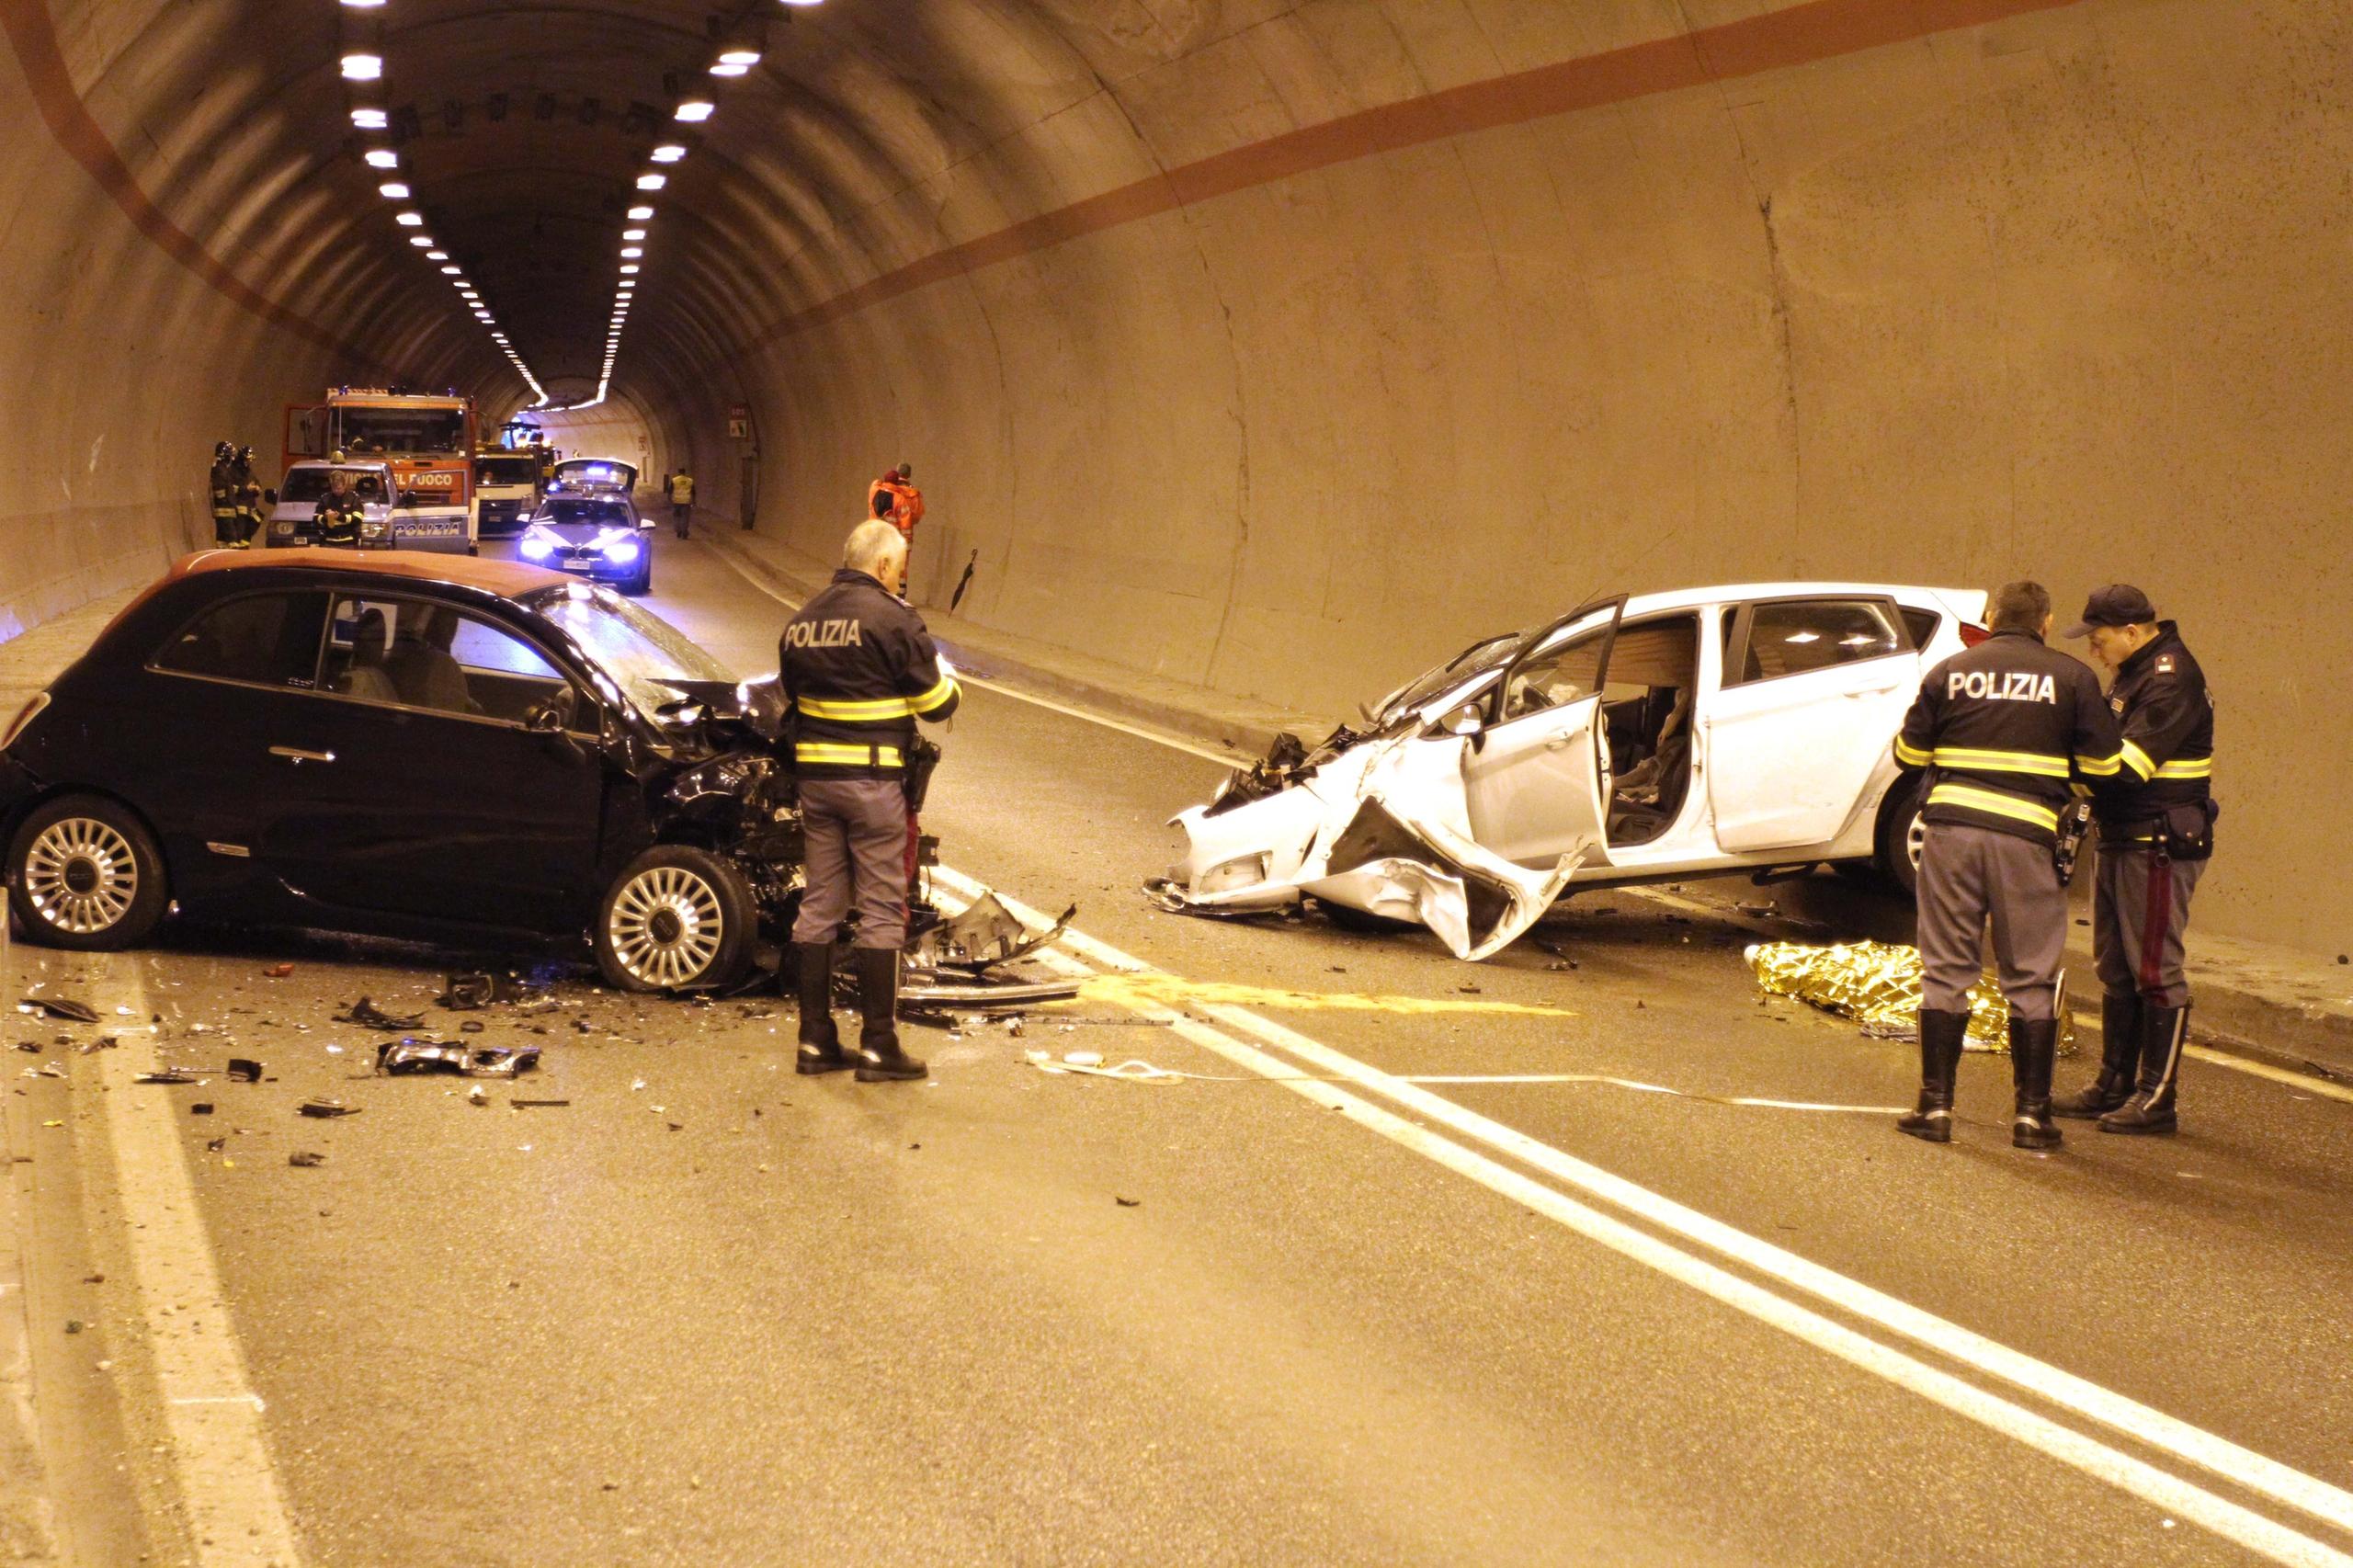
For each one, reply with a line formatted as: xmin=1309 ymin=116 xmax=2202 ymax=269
xmin=1155 ymin=584 xmax=1988 ymax=960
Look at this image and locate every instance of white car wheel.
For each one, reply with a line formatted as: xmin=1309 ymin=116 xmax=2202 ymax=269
xmin=596 ymin=846 xmax=755 ymax=992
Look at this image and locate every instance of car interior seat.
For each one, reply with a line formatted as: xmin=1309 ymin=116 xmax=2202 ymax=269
xmin=339 ymin=608 xmax=400 ymax=704
xmin=386 ymin=605 xmax=476 ymax=714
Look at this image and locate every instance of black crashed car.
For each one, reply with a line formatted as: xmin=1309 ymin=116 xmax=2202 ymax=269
xmin=0 ymin=551 xmax=799 ymax=992
xmin=517 ymin=493 xmax=653 ymax=595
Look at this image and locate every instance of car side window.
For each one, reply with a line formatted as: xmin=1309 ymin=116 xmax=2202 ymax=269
xmin=1733 ymin=600 xmax=1908 ymax=685
xmin=320 ymin=597 xmax=570 ymax=723
xmin=1501 ymin=625 xmax=1609 ymax=721
xmin=152 ymin=592 xmax=329 ymax=689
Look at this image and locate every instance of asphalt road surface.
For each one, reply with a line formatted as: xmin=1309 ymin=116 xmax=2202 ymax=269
xmin=8 ymin=530 xmax=2350 ymax=1567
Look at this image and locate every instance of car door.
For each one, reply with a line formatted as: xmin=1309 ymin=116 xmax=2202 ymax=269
xmin=258 ymin=593 xmax=610 ymax=933
xmin=1461 ymin=598 xmax=1624 ymax=867
xmin=134 ymin=587 xmax=335 ymax=904
xmin=1704 ymin=595 xmax=1921 ymax=852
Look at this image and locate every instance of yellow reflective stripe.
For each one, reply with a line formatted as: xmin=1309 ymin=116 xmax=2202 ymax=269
xmin=1930 ymin=746 xmax=2069 ymax=778
xmin=2073 ymin=752 xmax=2121 ymax=777
xmin=1893 ymin=737 xmax=1933 ymax=767
xmin=794 ymin=743 xmax=904 ymax=767
xmin=797 ymin=694 xmax=917 ymax=721
xmin=2154 ymin=756 xmax=2212 ymax=779
xmin=2120 ymin=740 xmax=2156 ymax=780
xmin=1927 ymin=784 xmax=2060 ymax=832
xmin=909 ymin=675 xmax=959 ymax=714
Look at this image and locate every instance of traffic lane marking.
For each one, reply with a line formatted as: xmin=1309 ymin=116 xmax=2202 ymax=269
xmin=929 ymin=865 xmax=2353 ymax=1557
xmin=69 ymin=953 xmax=303 ymax=1568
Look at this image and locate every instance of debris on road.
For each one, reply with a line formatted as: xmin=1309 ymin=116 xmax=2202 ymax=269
xmin=288 ymin=1152 xmax=327 ymax=1168
xmin=298 ymin=1097 xmax=360 ymax=1118
xmin=262 ymin=963 xmax=294 ymax=979
xmin=18 ymin=996 xmax=98 ymax=1023
xmin=438 ymin=971 xmax=550 ymax=1011
xmin=138 ymin=1072 xmax=199 ymax=1087
xmin=374 ymin=1040 xmax=541 ymax=1078
xmin=1745 ymin=941 xmax=2074 ymax=1053
xmin=191 ymin=1103 xmax=214 ymax=1115
xmin=907 ymin=893 xmax=1075 ymax=971
xmin=508 ymin=1098 xmax=571 ymax=1109
xmin=337 ymin=997 xmax=426 ymax=1030
xmin=226 ymin=1058 xmax=263 ymax=1083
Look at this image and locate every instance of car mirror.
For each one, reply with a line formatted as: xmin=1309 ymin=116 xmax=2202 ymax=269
xmin=1440 ymin=703 xmax=1483 ymax=738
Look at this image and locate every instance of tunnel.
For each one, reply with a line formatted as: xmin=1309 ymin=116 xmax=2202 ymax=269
xmin=6 ymin=0 xmax=2344 ymax=949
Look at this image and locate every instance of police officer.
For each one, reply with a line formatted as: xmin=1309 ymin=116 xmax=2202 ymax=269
xmin=2053 ymin=585 xmax=2216 ymax=1134
xmin=1892 ymin=580 xmax=2125 ymax=1149
xmin=210 ymin=443 xmax=243 ymax=547
xmin=782 ymin=519 xmax=961 ymax=1082
xmin=313 ymin=467 xmax=365 ymax=547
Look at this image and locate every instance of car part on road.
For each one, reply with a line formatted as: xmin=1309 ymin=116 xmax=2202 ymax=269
xmin=375 ymin=1040 xmax=541 ymax=1077
xmin=298 ymin=1097 xmax=360 ymax=1117
xmin=438 ymin=971 xmax=550 ymax=1009
xmin=905 ymin=892 xmax=1074 ymax=971
xmin=226 ymin=1058 xmax=262 ymax=1082
xmin=17 ymin=996 xmax=98 ymax=1023
xmin=288 ymin=1151 xmax=327 ymax=1167
xmin=134 ymin=1071 xmax=199 ymax=1085
xmin=337 ymin=997 xmax=426 ymax=1030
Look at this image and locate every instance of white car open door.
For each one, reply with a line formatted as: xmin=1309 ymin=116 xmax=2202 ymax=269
xmin=1706 ymin=595 xmax=1922 ymax=853
xmin=1461 ymin=597 xmax=1624 ymax=867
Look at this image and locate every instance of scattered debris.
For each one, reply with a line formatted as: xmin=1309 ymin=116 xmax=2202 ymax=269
xmin=336 ymin=997 xmax=426 ymax=1030
xmin=190 ymin=1103 xmax=215 ymax=1116
xmin=288 ymin=1152 xmax=327 ymax=1168
xmin=299 ymin=1098 xmax=360 ymax=1118
xmin=226 ymin=1058 xmax=263 ymax=1083
xmin=375 ymin=1040 xmax=540 ymax=1078
xmin=1115 ymin=1197 xmax=1142 ymax=1208
xmin=438 ymin=971 xmax=549 ymax=1010
xmin=468 ymin=1085 xmax=489 ymax=1107
xmin=908 ymin=893 xmax=1075 ymax=971
xmin=508 ymin=1098 xmax=571 ymax=1109
xmin=262 ymin=963 xmax=294 ymax=979
xmin=19 ymin=997 xmax=98 ymax=1023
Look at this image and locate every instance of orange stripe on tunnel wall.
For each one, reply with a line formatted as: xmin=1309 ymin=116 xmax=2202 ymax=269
xmin=0 ymin=0 xmax=382 ymax=369
xmin=756 ymin=0 xmax=2092 ymax=347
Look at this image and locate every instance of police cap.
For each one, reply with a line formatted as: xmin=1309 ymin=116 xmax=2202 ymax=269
xmin=2063 ymin=584 xmax=2157 ymax=638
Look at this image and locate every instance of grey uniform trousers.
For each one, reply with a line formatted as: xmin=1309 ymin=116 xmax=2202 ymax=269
xmin=792 ymin=777 xmax=913 ymax=951
xmin=2093 ymin=845 xmax=2204 ymax=1009
xmin=1915 ymin=822 xmax=2067 ymax=1022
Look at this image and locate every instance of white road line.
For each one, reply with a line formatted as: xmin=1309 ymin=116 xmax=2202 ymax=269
xmin=932 ymin=865 xmax=2353 ymax=1559
xmin=2184 ymin=1044 xmax=2353 ymax=1107
xmin=79 ymin=958 xmax=301 ymax=1567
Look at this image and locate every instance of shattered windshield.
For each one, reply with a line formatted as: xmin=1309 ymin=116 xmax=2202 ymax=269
xmin=523 ymin=585 xmax=735 ymax=719
xmin=1375 ymin=631 xmax=1522 ymax=721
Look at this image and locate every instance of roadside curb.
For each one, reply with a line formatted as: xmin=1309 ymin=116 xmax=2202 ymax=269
xmin=0 ymin=1093 xmax=62 ymax=1563
xmin=709 ymin=527 xmax=2351 ymax=1083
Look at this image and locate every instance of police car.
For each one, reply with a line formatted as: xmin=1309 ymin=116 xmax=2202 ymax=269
xmin=264 ymin=460 xmax=397 ymax=549
xmin=1157 ymin=584 xmax=1990 ymax=960
xmin=517 ymin=492 xmax=654 ymax=595
xmin=547 ymin=457 xmax=638 ymax=496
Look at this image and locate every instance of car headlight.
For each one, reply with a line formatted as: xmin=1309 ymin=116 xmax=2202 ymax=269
xmin=271 ymin=521 xmax=293 ymax=536
xmin=360 ymin=520 xmax=387 ymax=538
xmin=519 ymin=528 xmax=556 ymax=561
xmin=602 ymin=537 xmax=640 ymax=565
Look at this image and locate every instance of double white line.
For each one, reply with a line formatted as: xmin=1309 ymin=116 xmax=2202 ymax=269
xmin=930 ymin=864 xmax=2353 ymax=1567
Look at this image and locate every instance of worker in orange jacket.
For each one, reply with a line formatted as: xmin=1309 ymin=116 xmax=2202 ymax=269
xmin=866 ymin=463 xmax=923 ymax=542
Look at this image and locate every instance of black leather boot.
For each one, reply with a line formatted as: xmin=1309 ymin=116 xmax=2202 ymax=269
xmin=2052 ymin=993 xmax=2140 ymax=1119
xmin=850 ymin=948 xmax=926 ymax=1082
xmin=793 ymin=941 xmax=847 ymax=1074
xmin=2100 ymin=1003 xmax=2186 ymax=1135
xmin=2009 ymin=1016 xmax=2063 ymax=1150
xmin=1897 ymin=1009 xmax=1969 ymax=1143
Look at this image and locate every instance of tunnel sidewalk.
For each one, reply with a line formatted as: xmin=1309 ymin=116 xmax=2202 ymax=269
xmin=704 ymin=523 xmax=2353 ymax=1084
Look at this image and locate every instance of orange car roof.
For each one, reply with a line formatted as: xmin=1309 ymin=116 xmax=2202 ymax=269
xmin=166 ymin=548 xmax=568 ymax=597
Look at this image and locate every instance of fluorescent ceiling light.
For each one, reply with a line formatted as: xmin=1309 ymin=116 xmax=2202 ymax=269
xmin=340 ymin=53 xmax=382 ymax=81
xmin=620 ymin=264 xmax=641 ymax=274
xmin=717 ymin=48 xmax=760 ymax=64
xmin=622 ymin=229 xmax=646 ymax=241
xmin=351 ymin=108 xmax=388 ymax=130
xmin=651 ymin=144 xmax=687 ymax=164
xmin=409 ymin=235 xmax=435 ymax=246
xmin=426 ymin=250 xmax=449 ymax=260
xmin=439 ymin=266 xmax=460 ymax=275
xmin=365 ymin=150 xmax=400 ymax=169
xmin=378 ymin=181 xmax=409 ymax=199
xmin=709 ymin=62 xmax=750 ymax=76
xmin=635 ymin=174 xmax=666 ymax=190
xmin=675 ymin=100 xmax=715 ymax=122
xmin=627 ymin=205 xmax=655 ymax=221
xmin=620 ymin=246 xmax=642 ymax=258
xmin=396 ymin=211 xmax=424 ymax=226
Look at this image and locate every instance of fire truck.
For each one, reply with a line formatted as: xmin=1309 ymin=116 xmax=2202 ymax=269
xmin=282 ymin=389 xmax=478 ymax=553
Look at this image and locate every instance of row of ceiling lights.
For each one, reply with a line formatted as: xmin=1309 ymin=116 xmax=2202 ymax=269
xmin=334 ymin=0 xmax=820 ymax=415
xmin=335 ymin=0 xmax=549 ymax=404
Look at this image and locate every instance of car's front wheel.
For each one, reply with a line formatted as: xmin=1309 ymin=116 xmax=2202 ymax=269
xmin=7 ymin=794 xmax=170 ymax=950
xmin=1874 ymin=778 xmax=1927 ymax=897
xmin=595 ymin=845 xmax=756 ymax=992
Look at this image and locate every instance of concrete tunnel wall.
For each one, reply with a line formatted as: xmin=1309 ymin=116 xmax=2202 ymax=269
xmin=3 ymin=0 xmax=2347 ymax=954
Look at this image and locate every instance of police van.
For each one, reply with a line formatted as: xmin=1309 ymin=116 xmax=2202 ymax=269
xmin=263 ymin=460 xmax=397 ymax=549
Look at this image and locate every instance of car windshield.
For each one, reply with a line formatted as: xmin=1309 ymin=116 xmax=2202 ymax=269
xmin=523 ymin=585 xmax=735 ymax=718
xmin=1375 ymin=631 xmax=1523 ymax=721
xmin=335 ymin=406 xmax=467 ymax=456
xmin=475 ymin=457 xmax=538 ymax=486
xmin=536 ymin=499 xmax=632 ymax=528
xmin=279 ymin=469 xmax=382 ymax=503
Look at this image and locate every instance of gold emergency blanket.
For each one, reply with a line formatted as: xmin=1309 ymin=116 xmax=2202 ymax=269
xmin=1745 ymin=940 xmax=2074 ymax=1053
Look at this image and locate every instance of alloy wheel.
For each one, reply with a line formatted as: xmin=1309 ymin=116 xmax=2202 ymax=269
xmin=606 ymin=865 xmax=724 ymax=988
xmin=22 ymin=817 xmax=140 ymax=936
